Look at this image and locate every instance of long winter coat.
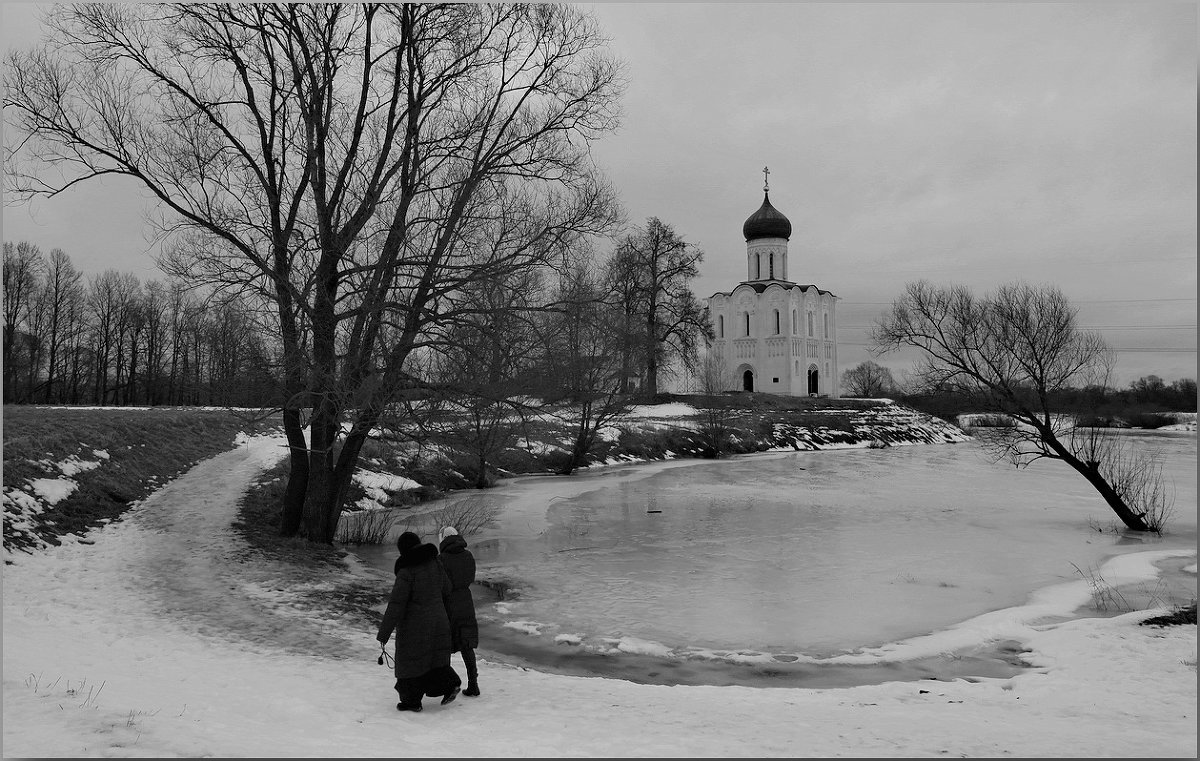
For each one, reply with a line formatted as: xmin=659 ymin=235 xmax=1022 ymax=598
xmin=377 ymin=543 xmax=454 ymax=679
xmin=438 ymin=533 xmax=479 ymax=651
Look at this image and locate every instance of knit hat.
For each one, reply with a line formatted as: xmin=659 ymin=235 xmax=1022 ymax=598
xmin=438 ymin=526 xmax=459 ymax=543
xmin=397 ymin=531 xmax=421 ymax=554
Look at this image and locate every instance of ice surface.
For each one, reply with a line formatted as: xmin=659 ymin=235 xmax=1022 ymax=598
xmin=358 ymin=432 xmax=1196 ymax=660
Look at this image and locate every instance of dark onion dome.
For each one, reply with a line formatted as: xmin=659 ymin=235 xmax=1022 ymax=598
xmin=742 ymin=191 xmax=792 ymax=241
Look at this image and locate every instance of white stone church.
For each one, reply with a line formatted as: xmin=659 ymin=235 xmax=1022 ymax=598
xmin=705 ymin=172 xmax=840 ymax=397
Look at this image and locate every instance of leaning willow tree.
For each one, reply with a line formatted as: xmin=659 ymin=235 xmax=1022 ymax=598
xmin=873 ymin=280 xmax=1173 ymax=533
xmin=6 ymin=3 xmax=625 ymax=542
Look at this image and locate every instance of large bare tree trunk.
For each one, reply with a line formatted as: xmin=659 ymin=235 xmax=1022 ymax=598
xmin=278 ymin=407 xmax=310 ymax=537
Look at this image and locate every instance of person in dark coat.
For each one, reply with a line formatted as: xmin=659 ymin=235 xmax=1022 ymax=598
xmin=377 ymin=531 xmax=462 ymax=712
xmin=437 ymin=525 xmax=481 ymax=697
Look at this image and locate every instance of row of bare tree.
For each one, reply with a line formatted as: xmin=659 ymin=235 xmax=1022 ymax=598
xmin=3 ymin=240 xmax=275 ymax=407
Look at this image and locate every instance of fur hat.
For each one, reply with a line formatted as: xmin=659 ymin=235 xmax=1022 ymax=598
xmin=397 ymin=531 xmax=422 ymax=554
xmin=438 ymin=526 xmax=459 ymax=543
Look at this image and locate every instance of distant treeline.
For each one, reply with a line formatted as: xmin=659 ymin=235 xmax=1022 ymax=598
xmin=900 ymin=375 xmax=1197 ymax=424
xmin=3 ymin=241 xmax=278 ymax=407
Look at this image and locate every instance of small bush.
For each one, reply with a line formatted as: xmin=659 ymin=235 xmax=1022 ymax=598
xmin=395 ymin=494 xmax=500 ymax=540
xmin=615 ymin=427 xmax=675 ymax=460
xmin=355 ymin=437 xmax=394 ymax=464
xmin=1070 ymin=562 xmax=1133 ymax=612
xmin=405 ymin=451 xmax=475 ymax=491
xmin=1122 ymin=412 xmax=1174 ymax=430
xmin=538 ymin=449 xmax=575 ymax=474
xmin=334 ymin=508 xmax=397 ymax=545
xmin=491 ymin=445 xmax=545 ymax=475
xmin=966 ymin=414 xmax=1016 ymax=428
xmin=1075 ymin=414 xmax=1120 ymax=428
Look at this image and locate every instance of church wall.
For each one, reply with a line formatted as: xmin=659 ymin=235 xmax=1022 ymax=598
xmin=706 ymin=284 xmax=840 ymax=398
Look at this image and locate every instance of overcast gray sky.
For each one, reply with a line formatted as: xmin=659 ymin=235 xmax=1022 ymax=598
xmin=3 ymin=2 xmax=1196 ymax=385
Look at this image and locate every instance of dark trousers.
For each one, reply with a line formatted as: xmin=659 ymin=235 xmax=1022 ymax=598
xmin=459 ymin=646 xmax=477 ymax=683
xmin=395 ymin=665 xmax=461 ymax=706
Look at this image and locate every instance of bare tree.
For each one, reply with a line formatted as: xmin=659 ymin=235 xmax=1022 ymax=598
xmin=140 ymin=281 xmax=171 ymax=405
xmin=105 ymin=272 xmax=142 ymax=405
xmin=605 ymin=217 xmax=711 ymax=398
xmin=601 ymin=241 xmax=647 ymax=393
xmin=6 ymin=4 xmax=625 ymax=542
xmin=425 ymin=270 xmax=548 ymax=489
xmin=873 ymin=280 xmax=1168 ymax=532
xmin=840 ymin=360 xmax=897 ymax=398
xmin=543 ymin=255 xmax=636 ymax=475
xmin=85 ymin=270 xmax=127 ymax=404
xmin=3 ymin=241 xmax=45 ymax=401
xmin=38 ymin=248 xmax=84 ymax=403
xmin=694 ymin=347 xmax=735 ymax=458
xmin=24 ymin=265 xmax=52 ymax=400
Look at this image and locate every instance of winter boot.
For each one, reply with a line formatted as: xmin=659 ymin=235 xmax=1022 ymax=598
xmin=463 ymin=654 xmax=480 ymax=696
xmin=440 ymin=686 xmax=461 ymax=705
xmin=396 ymin=702 xmax=423 ymax=712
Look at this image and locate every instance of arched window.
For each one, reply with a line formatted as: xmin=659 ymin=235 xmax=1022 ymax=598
xmin=755 ymin=254 xmax=761 ymax=280
xmin=807 ymin=312 xmax=814 ymax=337
xmin=718 ymin=315 xmax=724 ymax=338
xmin=823 ymin=313 xmax=829 ymax=339
xmin=768 ymin=252 xmax=775 ymax=279
xmin=744 ymin=312 xmax=751 ymax=336
xmin=791 ymin=309 xmax=798 ymax=333
xmin=773 ymin=309 xmax=780 ymax=335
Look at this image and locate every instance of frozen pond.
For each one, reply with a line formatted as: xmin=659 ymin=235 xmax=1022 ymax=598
xmin=355 ymin=431 xmax=1196 ymax=668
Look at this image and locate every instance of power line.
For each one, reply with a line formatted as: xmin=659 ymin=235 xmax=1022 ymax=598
xmin=841 ymin=297 xmax=1197 ymax=306
xmin=1076 ymin=298 xmax=1198 ymax=304
xmin=801 ymin=257 xmax=1196 ymax=277
xmin=834 ymin=342 xmax=1197 ymax=352
xmin=1108 ymin=348 xmax=1198 ymax=353
xmin=840 ymin=324 xmax=1197 ymax=330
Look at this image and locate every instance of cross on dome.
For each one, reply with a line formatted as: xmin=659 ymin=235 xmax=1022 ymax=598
xmin=763 ymin=165 xmax=770 ymax=192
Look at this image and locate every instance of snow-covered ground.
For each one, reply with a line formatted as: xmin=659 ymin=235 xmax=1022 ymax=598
xmin=3 ymin=432 xmax=1196 ymax=758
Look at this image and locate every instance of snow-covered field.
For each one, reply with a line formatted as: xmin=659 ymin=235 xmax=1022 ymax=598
xmin=3 ymin=429 xmax=1196 ymax=757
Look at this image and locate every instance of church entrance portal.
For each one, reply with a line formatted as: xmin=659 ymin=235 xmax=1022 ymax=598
xmin=807 ymin=366 xmax=819 ymax=395
xmin=743 ymin=370 xmax=754 ymax=392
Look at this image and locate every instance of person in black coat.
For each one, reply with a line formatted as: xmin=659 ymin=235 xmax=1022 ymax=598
xmin=377 ymin=531 xmax=462 ymax=712
xmin=437 ymin=525 xmax=481 ymax=697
